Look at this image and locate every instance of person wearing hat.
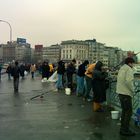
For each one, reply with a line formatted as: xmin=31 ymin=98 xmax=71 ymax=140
xmin=116 ymin=57 xmax=136 ymax=136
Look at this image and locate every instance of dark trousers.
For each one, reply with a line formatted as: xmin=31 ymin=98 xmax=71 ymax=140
xmin=119 ymin=94 xmax=132 ymax=132
xmin=31 ymin=72 xmax=34 ymax=78
xmin=13 ymin=77 xmax=19 ymax=92
xmin=67 ymin=74 xmax=73 ymax=90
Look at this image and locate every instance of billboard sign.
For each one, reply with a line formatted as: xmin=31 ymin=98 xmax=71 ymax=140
xmin=17 ymin=38 xmax=26 ymax=44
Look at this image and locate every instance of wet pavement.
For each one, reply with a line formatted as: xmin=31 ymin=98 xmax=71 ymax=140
xmin=0 ymin=74 xmax=140 ymax=140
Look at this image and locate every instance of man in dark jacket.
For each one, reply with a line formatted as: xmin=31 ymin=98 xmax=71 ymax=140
xmin=20 ymin=64 xmax=25 ymax=79
xmin=56 ymin=60 xmax=65 ymax=90
xmin=66 ymin=59 xmax=76 ymax=91
xmin=11 ymin=61 xmax=21 ymax=93
xmin=76 ymin=60 xmax=89 ymax=96
xmin=41 ymin=61 xmax=50 ymax=79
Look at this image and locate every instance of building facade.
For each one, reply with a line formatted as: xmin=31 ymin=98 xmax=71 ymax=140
xmin=42 ymin=44 xmax=61 ymax=64
xmin=34 ymin=45 xmax=43 ymax=63
xmin=0 ymin=40 xmax=31 ymax=63
xmin=61 ymin=40 xmax=88 ymax=66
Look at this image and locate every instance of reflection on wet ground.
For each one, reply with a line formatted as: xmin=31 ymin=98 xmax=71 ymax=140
xmin=0 ymin=74 xmax=140 ymax=140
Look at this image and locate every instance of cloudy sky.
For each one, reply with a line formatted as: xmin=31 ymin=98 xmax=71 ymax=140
xmin=0 ymin=0 xmax=140 ymax=53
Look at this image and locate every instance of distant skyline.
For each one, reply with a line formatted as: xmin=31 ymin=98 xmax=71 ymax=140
xmin=0 ymin=0 xmax=140 ymax=54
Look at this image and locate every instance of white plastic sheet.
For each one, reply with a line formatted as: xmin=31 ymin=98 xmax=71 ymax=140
xmin=47 ymin=71 xmax=58 ymax=82
xmin=41 ymin=71 xmax=58 ymax=83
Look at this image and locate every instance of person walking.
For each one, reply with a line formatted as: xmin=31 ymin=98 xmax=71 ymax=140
xmin=116 ymin=57 xmax=136 ymax=136
xmin=20 ymin=63 xmax=25 ymax=79
xmin=76 ymin=60 xmax=89 ymax=97
xmin=6 ymin=63 xmax=12 ymax=80
xmin=11 ymin=61 xmax=21 ymax=93
xmin=30 ymin=64 xmax=36 ymax=79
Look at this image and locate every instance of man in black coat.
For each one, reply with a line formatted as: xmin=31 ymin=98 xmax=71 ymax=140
xmin=66 ymin=59 xmax=76 ymax=91
xmin=11 ymin=61 xmax=21 ymax=93
xmin=41 ymin=61 xmax=50 ymax=79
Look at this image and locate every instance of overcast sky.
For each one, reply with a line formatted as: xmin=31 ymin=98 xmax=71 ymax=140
xmin=0 ymin=0 xmax=140 ymax=53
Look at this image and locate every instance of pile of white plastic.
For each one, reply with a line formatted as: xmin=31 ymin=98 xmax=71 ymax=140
xmin=41 ymin=71 xmax=58 ymax=83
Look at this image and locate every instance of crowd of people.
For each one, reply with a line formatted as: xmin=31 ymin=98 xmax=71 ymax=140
xmin=0 ymin=56 xmax=137 ymax=136
xmin=55 ymin=59 xmax=109 ymax=113
xmin=1 ymin=59 xmax=109 ymax=107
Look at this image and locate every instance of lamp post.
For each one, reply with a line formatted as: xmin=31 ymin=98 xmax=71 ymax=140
xmin=0 ymin=20 xmax=12 ymax=42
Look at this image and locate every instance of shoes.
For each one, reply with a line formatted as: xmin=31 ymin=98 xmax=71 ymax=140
xmin=120 ymin=130 xmax=136 ymax=136
xmin=87 ymin=98 xmax=93 ymax=102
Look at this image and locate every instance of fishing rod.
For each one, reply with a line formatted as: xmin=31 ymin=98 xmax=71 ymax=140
xmin=112 ymin=51 xmax=140 ymax=70
xmin=30 ymin=89 xmax=55 ymax=100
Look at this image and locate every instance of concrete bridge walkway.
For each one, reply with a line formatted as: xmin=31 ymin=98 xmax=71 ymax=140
xmin=0 ymin=74 xmax=140 ymax=140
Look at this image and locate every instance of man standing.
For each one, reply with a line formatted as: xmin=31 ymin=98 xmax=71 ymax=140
xmin=116 ymin=57 xmax=135 ymax=136
xmin=56 ymin=60 xmax=65 ymax=90
xmin=76 ymin=60 xmax=89 ymax=97
xmin=41 ymin=61 xmax=50 ymax=79
xmin=66 ymin=59 xmax=76 ymax=91
xmin=30 ymin=64 xmax=36 ymax=79
xmin=11 ymin=61 xmax=21 ymax=93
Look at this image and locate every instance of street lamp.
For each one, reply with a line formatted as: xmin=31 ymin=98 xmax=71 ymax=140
xmin=0 ymin=20 xmax=12 ymax=42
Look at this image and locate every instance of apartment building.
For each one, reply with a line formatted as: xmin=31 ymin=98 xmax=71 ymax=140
xmin=61 ymin=40 xmax=88 ymax=66
xmin=34 ymin=45 xmax=43 ymax=63
xmin=0 ymin=40 xmax=31 ymax=63
xmin=42 ymin=44 xmax=61 ymax=64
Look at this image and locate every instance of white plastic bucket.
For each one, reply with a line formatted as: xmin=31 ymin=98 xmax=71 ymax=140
xmin=111 ymin=111 xmax=119 ymax=119
xmin=65 ymin=88 xmax=71 ymax=95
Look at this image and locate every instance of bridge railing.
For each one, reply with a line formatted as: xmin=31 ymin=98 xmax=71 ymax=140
xmin=107 ymin=78 xmax=140 ymax=114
